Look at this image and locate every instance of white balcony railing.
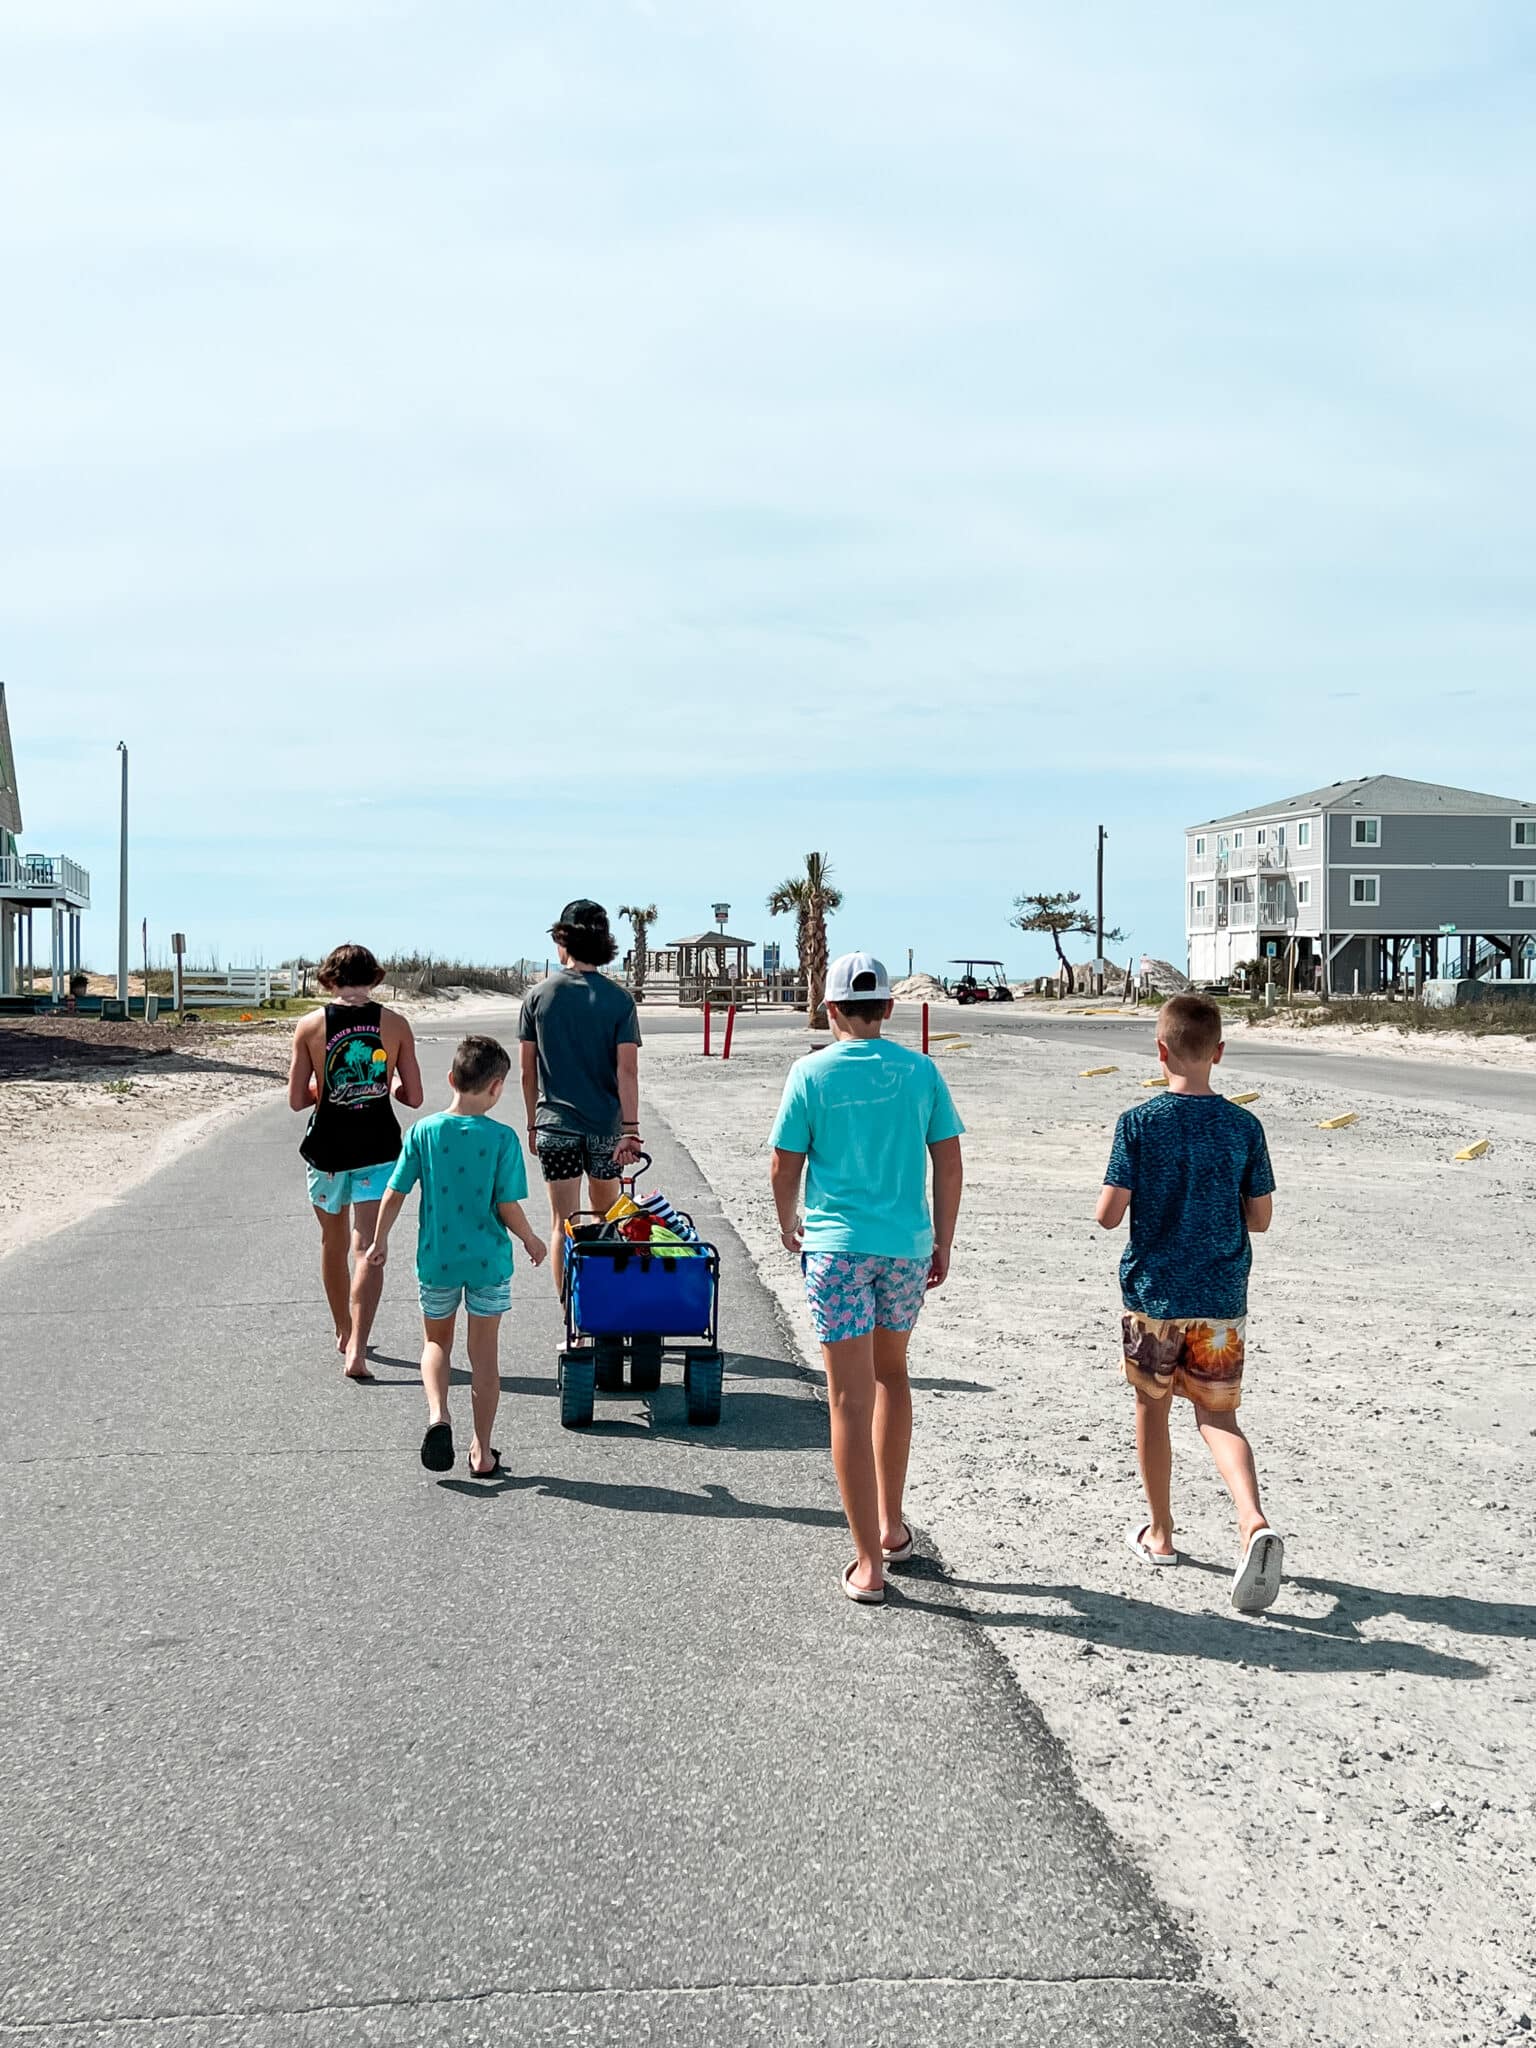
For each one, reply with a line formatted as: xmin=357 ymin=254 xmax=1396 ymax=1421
xmin=1215 ymin=845 xmax=1289 ymax=877
xmin=0 ymin=853 xmax=92 ymax=907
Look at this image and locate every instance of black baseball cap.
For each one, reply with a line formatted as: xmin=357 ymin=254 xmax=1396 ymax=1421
xmin=553 ymin=898 xmax=608 ymax=931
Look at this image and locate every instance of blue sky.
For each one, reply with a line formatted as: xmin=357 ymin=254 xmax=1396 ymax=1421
xmin=3 ymin=1 xmax=1533 ymax=977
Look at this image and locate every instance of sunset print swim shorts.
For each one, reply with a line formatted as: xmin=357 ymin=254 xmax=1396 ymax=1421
xmin=1121 ymin=1312 xmax=1246 ymax=1410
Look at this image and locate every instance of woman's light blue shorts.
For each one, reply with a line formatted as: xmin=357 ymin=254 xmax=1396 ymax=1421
xmin=419 ymin=1279 xmax=513 ymax=1320
xmin=306 ymin=1161 xmax=395 ymax=1214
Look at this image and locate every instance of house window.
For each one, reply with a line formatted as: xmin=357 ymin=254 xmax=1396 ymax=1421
xmin=1512 ymin=876 xmax=1536 ymax=907
xmin=1256 ymin=827 xmax=1267 ymax=846
xmin=1194 ymin=835 xmax=1207 ymax=858
xmin=1194 ymin=887 xmax=1207 ymax=910
xmin=1297 ymin=821 xmax=1312 ymax=848
xmin=1296 ymin=878 xmax=1311 ymax=907
xmin=1352 ymin=817 xmax=1380 ymax=847
xmin=1233 ymin=831 xmax=1244 ymax=849
xmin=1276 ymin=825 xmax=1287 ymax=848
xmin=1351 ymin=875 xmax=1380 ymax=907
xmin=1513 ymin=820 xmax=1536 ymax=848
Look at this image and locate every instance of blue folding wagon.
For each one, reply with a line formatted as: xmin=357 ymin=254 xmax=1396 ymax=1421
xmin=556 ymin=1156 xmax=723 ymax=1430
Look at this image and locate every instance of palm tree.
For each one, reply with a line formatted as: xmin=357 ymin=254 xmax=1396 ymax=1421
xmin=767 ymin=852 xmax=843 ymax=1028
xmin=619 ymin=903 xmax=659 ymax=1003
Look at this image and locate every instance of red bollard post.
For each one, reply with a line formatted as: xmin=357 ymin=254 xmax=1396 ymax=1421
xmin=922 ymin=1000 xmax=930 ymax=1055
xmin=722 ymin=1004 xmax=737 ymax=1061
xmin=703 ymin=1003 xmax=712 ymax=1057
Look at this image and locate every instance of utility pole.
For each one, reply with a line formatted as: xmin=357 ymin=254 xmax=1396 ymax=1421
xmin=1095 ymin=824 xmax=1106 ymax=996
xmin=116 ymin=741 xmax=129 ymax=1007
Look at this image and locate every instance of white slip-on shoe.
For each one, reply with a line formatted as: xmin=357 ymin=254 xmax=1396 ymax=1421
xmin=882 ymin=1523 xmax=915 ymax=1565
xmin=841 ymin=1562 xmax=886 ymax=1606
xmin=1125 ymin=1522 xmax=1179 ymax=1567
xmin=1231 ymin=1527 xmax=1284 ymax=1613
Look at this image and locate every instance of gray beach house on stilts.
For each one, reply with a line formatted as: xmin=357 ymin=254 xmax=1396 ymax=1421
xmin=1186 ymin=775 xmax=1536 ymax=995
xmin=0 ymin=684 xmax=92 ymax=1002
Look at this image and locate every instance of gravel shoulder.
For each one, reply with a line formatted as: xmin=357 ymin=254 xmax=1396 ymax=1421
xmin=641 ymin=1021 xmax=1536 ymax=2048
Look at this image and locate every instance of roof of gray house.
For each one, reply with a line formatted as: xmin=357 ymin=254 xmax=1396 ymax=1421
xmin=1191 ymin=774 xmax=1536 ymax=831
xmin=0 ymin=684 xmax=21 ymax=837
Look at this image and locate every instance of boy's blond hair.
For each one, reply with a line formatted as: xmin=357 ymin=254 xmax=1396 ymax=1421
xmin=1157 ymin=994 xmax=1223 ymax=1062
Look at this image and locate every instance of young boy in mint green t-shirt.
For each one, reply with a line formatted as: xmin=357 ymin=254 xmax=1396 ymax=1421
xmin=367 ymin=1036 xmax=547 ymax=1478
xmin=770 ymin=953 xmax=965 ymax=1607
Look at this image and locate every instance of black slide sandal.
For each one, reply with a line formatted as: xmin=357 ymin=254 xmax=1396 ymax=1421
xmin=420 ymin=1422 xmax=454 ymax=1472
xmin=466 ymin=1448 xmax=502 ymax=1479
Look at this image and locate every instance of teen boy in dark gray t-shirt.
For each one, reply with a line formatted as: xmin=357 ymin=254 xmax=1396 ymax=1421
xmin=519 ymin=900 xmax=643 ymax=1293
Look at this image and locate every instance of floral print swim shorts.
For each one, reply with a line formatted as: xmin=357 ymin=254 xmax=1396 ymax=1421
xmin=1121 ymin=1313 xmax=1246 ymax=1411
xmin=802 ymin=1252 xmax=932 ymax=1345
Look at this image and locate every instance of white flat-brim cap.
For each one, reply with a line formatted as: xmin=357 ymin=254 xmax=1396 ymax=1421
xmin=826 ymin=952 xmax=893 ymax=1004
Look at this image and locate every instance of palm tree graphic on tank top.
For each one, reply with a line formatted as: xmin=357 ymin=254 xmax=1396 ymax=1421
xmin=325 ymin=1030 xmax=390 ymax=1108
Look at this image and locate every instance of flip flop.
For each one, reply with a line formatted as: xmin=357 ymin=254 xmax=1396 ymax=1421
xmin=466 ymin=1448 xmax=502 ymax=1479
xmin=882 ymin=1523 xmax=915 ymax=1564
xmin=344 ymin=1368 xmax=377 ymax=1384
xmin=1231 ymin=1527 xmax=1284 ymax=1614
xmin=1125 ymin=1522 xmax=1179 ymax=1567
xmin=420 ymin=1421 xmax=454 ymax=1472
xmin=841 ymin=1562 xmax=886 ymax=1606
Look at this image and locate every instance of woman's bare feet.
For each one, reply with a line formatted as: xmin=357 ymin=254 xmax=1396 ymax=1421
xmin=343 ymin=1341 xmax=375 ymax=1382
xmin=335 ymin=1327 xmax=350 ymax=1356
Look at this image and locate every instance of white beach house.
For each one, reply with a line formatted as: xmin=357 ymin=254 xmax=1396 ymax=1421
xmin=0 ymin=684 xmax=92 ymax=1002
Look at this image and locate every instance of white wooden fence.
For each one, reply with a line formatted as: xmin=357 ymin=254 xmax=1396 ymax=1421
xmin=176 ymin=966 xmax=296 ymax=1009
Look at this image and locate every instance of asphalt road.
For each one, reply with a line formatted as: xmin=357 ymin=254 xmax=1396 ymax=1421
xmin=0 ymin=1046 xmax=1246 ymax=2047
xmin=648 ymin=998 xmax=1536 ymax=1115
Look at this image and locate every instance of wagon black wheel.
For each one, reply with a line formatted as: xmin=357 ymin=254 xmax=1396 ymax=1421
xmin=558 ymin=1352 xmax=596 ymax=1429
xmin=593 ymin=1336 xmax=625 ymax=1392
xmin=629 ymin=1335 xmax=664 ymax=1393
xmin=683 ymin=1353 xmax=723 ymax=1427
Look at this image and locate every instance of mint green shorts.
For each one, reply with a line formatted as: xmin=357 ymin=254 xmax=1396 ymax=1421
xmin=306 ymin=1161 xmax=394 ymax=1215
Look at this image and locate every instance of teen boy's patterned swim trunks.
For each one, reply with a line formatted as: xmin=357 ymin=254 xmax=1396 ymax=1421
xmin=1121 ymin=1313 xmax=1246 ymax=1411
xmin=802 ymin=1252 xmax=931 ymax=1344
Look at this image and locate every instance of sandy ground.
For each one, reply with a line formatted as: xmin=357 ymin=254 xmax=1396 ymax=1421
xmin=640 ymin=1023 xmax=1536 ymax=2048
xmin=0 ymin=1031 xmax=292 ymax=1263
xmin=1240 ymin=1014 xmax=1536 ymax=1071
xmin=0 ymin=992 xmax=526 ymax=1265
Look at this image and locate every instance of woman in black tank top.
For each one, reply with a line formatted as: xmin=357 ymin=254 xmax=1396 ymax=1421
xmin=300 ymin=1001 xmax=404 ymax=1173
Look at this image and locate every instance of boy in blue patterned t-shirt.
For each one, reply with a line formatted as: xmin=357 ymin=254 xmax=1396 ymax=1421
xmin=1096 ymin=994 xmax=1283 ymax=1614
xmin=367 ymin=1036 xmax=547 ymax=1479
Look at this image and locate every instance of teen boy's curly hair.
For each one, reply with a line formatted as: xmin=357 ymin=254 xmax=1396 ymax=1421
xmin=551 ymin=917 xmax=619 ymax=967
xmin=317 ymin=943 xmax=384 ymax=990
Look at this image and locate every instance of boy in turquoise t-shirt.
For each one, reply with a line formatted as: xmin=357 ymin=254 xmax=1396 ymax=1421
xmin=770 ymin=953 xmax=965 ymax=1606
xmin=366 ymin=1036 xmax=547 ymax=1477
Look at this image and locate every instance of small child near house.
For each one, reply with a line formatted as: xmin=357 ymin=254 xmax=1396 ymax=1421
xmin=1095 ymin=993 xmax=1284 ymax=1613
xmin=366 ymin=1036 xmax=547 ymax=1477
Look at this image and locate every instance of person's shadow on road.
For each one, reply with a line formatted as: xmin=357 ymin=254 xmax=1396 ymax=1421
xmin=438 ymin=1472 xmax=843 ymax=1529
xmin=888 ymin=1557 xmax=1496 ymax=1679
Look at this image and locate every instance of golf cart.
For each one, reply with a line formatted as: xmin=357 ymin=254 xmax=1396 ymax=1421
xmin=949 ymin=959 xmax=1015 ymax=1006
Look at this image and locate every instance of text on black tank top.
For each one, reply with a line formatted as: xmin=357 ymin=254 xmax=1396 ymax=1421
xmin=299 ymin=1002 xmax=403 ymax=1173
